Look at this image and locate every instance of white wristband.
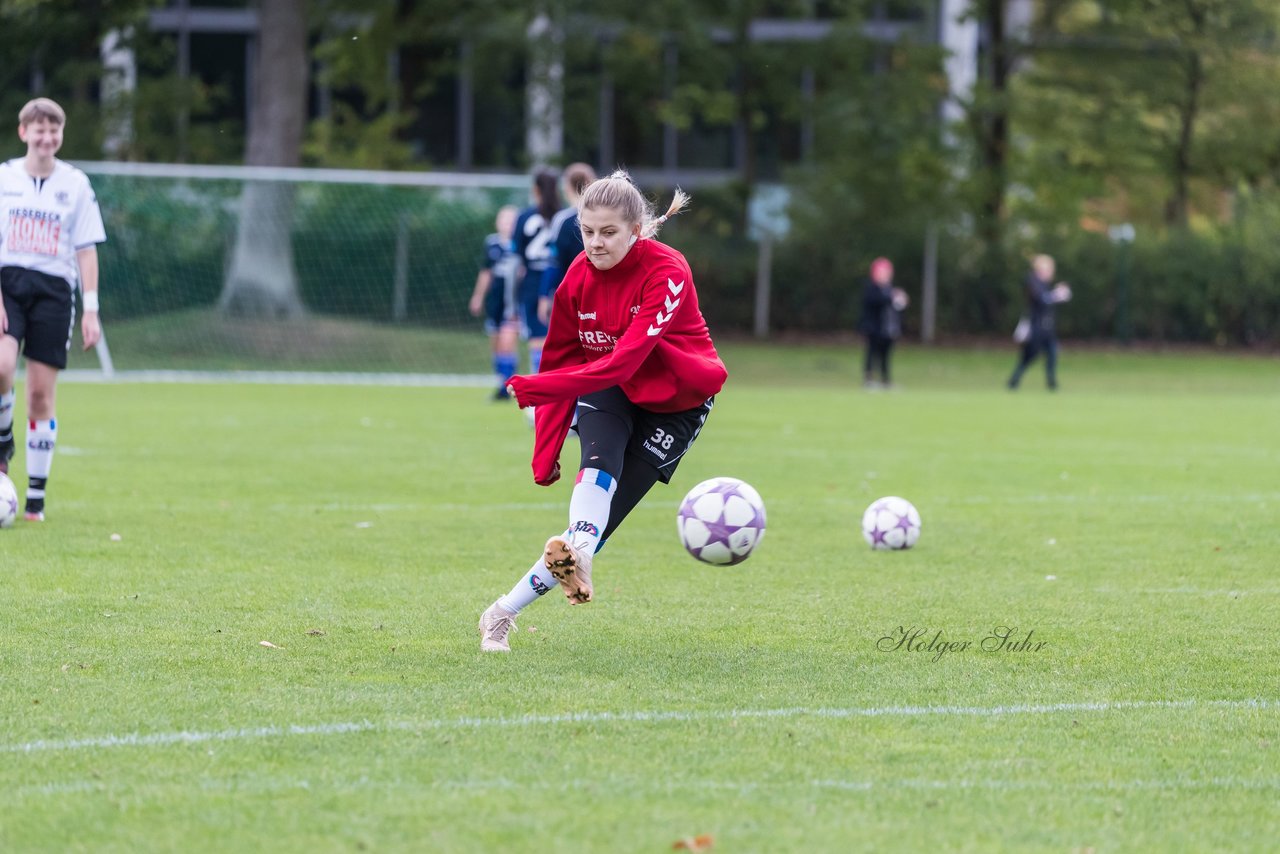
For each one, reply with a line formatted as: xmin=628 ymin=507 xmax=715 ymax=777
xmin=83 ymin=290 xmax=99 ymax=313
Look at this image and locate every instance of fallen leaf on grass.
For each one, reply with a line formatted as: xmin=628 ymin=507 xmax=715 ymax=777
xmin=259 ymin=640 xmax=282 ymax=649
xmin=672 ymin=834 xmax=714 ymax=851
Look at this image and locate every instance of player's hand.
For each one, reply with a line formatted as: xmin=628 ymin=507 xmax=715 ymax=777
xmin=0 ymin=302 xmax=7 ymax=334
xmin=537 ymin=296 xmax=552 ymax=324
xmin=81 ymin=311 xmax=101 ymax=350
xmin=892 ymin=288 xmax=909 ymax=310
xmin=468 ymin=294 xmax=483 ymax=317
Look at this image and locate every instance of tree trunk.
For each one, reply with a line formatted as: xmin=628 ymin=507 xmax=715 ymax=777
xmin=1167 ymin=48 xmax=1203 ymax=227
xmin=525 ymin=5 xmax=564 ymax=165
xmin=733 ymin=7 xmax=756 ymax=237
xmin=219 ymin=0 xmax=309 ymax=319
xmin=974 ymin=0 xmax=1011 ymax=328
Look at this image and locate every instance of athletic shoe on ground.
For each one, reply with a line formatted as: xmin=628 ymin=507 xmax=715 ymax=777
xmin=544 ymin=536 xmax=593 ymax=604
xmin=478 ymin=601 xmax=518 ymax=652
xmin=24 ymin=497 xmax=44 ymax=522
xmin=0 ymin=433 xmax=12 ymax=475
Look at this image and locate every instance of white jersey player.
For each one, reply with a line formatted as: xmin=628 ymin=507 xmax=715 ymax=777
xmin=0 ymin=98 xmax=106 ymax=521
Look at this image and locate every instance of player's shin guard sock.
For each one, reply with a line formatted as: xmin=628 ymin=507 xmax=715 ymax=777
xmin=0 ymin=390 xmax=14 ymax=435
xmin=564 ymin=468 xmax=616 ymax=555
xmin=0 ymin=391 xmax=14 ymax=469
xmin=26 ymin=418 xmax=56 ymax=499
xmin=497 ymin=558 xmax=558 ymax=615
xmin=530 ymin=346 xmax=543 ymax=374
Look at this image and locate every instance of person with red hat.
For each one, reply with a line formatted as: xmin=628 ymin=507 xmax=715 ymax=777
xmin=857 ymin=257 xmax=908 ymax=389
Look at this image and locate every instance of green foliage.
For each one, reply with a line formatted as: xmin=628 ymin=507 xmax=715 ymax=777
xmin=994 ymin=200 xmax=1280 ymax=345
xmin=1012 ymin=0 xmax=1280 ymax=228
xmin=91 ymin=174 xmax=235 ymax=318
xmin=764 ymin=12 xmax=954 ymax=332
xmin=303 ymin=107 xmax=417 ymax=170
xmin=0 ymin=0 xmax=153 ymax=158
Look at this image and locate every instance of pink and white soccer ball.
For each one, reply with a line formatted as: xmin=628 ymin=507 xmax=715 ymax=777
xmin=0 ymin=473 xmax=17 ymax=529
xmin=677 ymin=477 xmax=766 ymax=565
xmin=861 ymin=496 xmax=921 ymax=550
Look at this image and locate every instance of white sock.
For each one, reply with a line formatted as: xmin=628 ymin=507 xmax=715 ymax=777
xmin=564 ymin=468 xmax=616 ymax=555
xmin=0 ymin=391 xmax=14 ymax=438
xmin=26 ymin=418 xmax=57 ymax=499
xmin=497 ymin=558 xmax=557 ymax=615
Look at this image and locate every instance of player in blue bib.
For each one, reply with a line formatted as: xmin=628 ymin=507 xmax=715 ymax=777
xmin=536 ymin=163 xmax=597 ymax=327
xmin=468 ymin=206 xmax=520 ymax=399
xmin=511 ymin=170 xmax=560 ymax=373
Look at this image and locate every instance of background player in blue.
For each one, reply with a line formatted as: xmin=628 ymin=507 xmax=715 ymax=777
xmin=0 ymin=98 xmax=106 ymax=521
xmin=511 ymin=170 xmax=560 ymax=374
xmin=536 ymin=162 xmax=597 ymax=327
xmin=467 ymin=205 xmax=520 ymax=400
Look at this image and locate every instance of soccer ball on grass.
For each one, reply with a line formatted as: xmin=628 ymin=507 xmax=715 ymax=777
xmin=677 ymin=477 xmax=766 ymax=565
xmin=0 ymin=473 xmax=18 ymax=529
xmin=861 ymin=495 xmax=921 ymax=550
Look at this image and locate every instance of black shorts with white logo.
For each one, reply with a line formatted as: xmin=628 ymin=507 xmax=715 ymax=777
xmin=1 ymin=266 xmax=76 ymax=369
xmin=575 ymin=385 xmax=714 ymax=484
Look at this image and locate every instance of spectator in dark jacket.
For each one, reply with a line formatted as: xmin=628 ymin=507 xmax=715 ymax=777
xmin=858 ymin=257 xmax=909 ymax=388
xmin=1008 ymin=254 xmax=1072 ymax=390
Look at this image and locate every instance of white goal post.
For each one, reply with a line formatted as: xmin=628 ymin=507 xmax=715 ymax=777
xmin=67 ymin=161 xmax=531 ymax=384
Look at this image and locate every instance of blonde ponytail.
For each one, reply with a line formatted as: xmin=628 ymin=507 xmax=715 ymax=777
xmin=578 ymin=169 xmax=691 ymax=240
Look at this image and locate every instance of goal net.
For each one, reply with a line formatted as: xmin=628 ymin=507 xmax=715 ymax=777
xmin=68 ymin=162 xmax=530 ymax=381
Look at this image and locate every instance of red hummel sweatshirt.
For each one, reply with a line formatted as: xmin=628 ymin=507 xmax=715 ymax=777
xmin=506 ymin=238 xmax=728 ymax=485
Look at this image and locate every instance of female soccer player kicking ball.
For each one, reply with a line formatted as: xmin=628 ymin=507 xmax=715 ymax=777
xmin=0 ymin=98 xmax=106 ymax=520
xmin=478 ymin=170 xmax=728 ymax=652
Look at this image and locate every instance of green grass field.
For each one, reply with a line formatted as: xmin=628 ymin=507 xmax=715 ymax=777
xmin=3 ymin=343 xmax=1279 ymax=852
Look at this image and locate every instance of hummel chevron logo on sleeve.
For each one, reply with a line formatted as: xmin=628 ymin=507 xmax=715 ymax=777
xmin=647 ymin=278 xmax=685 ymax=336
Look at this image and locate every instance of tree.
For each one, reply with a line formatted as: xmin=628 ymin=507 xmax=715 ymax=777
xmin=0 ymin=0 xmax=153 ymax=157
xmin=1013 ymin=0 xmax=1280 ymax=230
xmin=218 ymin=0 xmax=310 ymax=319
xmin=774 ymin=6 xmax=953 ymax=330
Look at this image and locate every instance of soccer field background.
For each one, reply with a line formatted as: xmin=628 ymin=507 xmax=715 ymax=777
xmin=2 ymin=343 xmax=1278 ymax=852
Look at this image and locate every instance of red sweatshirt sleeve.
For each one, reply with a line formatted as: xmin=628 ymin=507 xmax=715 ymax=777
xmin=519 ymin=284 xmax=583 ymax=485
xmin=509 ymin=263 xmax=686 ymax=407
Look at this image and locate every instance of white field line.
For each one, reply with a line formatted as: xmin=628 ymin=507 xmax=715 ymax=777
xmin=4 ymin=698 xmax=1276 ymax=756
xmin=14 ymin=774 xmax=1280 ymax=802
xmin=56 ymin=370 xmax=492 ymax=387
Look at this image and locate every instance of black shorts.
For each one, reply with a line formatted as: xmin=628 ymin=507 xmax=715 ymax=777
xmin=575 ymin=386 xmax=714 ymax=484
xmin=1 ymin=266 xmax=76 ymax=370
xmin=519 ymin=271 xmax=549 ymax=339
xmin=483 ymin=273 xmax=517 ymax=335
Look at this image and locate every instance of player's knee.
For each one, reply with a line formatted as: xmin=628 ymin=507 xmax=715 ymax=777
xmin=27 ymin=386 xmax=54 ymax=415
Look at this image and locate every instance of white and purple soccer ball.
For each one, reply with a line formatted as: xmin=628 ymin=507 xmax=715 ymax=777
xmin=861 ymin=496 xmax=921 ymax=550
xmin=677 ymin=477 xmax=767 ymax=565
xmin=0 ymin=473 xmax=17 ymax=529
